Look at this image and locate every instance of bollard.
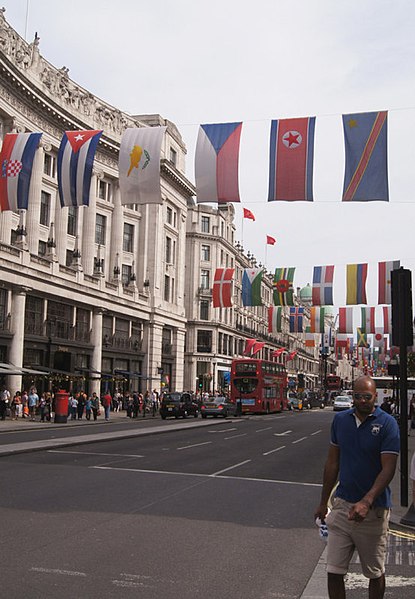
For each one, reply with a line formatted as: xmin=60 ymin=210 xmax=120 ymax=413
xmin=54 ymin=389 xmax=69 ymax=424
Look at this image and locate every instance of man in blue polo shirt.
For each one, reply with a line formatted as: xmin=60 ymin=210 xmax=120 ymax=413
xmin=315 ymin=375 xmax=400 ymax=599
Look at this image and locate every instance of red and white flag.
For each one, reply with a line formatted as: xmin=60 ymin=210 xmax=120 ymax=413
xmin=213 ymin=268 xmax=234 ymax=307
xmin=361 ymin=307 xmax=376 ymax=334
xmin=383 ymin=306 xmax=392 ymax=334
xmin=338 ymin=307 xmax=353 ymax=334
xmin=378 ymin=260 xmax=400 ymax=304
xmin=373 ymin=328 xmax=385 ymax=348
xmin=243 ymin=207 xmax=255 ymax=221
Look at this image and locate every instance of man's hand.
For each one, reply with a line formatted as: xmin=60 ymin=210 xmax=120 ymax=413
xmin=314 ymin=503 xmax=328 ymax=522
xmin=348 ymin=499 xmax=371 ymax=522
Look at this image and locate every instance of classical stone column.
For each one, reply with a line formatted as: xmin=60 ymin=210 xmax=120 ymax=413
xmin=145 ymin=321 xmax=162 ymax=392
xmin=90 ymin=308 xmax=104 ymax=396
xmin=26 ymin=144 xmax=44 ymax=254
xmin=81 ymin=173 xmax=98 ymax=275
xmin=0 ymin=211 xmax=13 ymax=244
xmin=7 ymin=286 xmax=30 ymax=394
xmin=173 ymin=328 xmax=186 ymax=391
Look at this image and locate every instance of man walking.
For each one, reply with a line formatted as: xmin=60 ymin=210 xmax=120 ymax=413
xmin=314 ymin=375 xmax=400 ymax=599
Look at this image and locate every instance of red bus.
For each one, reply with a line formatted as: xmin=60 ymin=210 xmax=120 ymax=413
xmin=230 ymin=358 xmax=288 ymax=414
xmin=326 ymin=375 xmax=342 ymax=392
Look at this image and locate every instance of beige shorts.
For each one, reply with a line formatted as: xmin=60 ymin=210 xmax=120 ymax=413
xmin=326 ymin=497 xmax=389 ymax=579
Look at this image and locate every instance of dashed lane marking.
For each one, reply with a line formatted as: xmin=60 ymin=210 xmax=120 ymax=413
xmin=211 ymin=459 xmax=252 ymax=476
xmin=256 ymin=427 xmax=273 ymax=433
xmin=311 ymin=429 xmax=323 ymax=436
xmin=208 ymin=428 xmax=237 ymax=433
xmin=263 ymin=445 xmax=286 ymax=456
xmin=176 ymin=441 xmax=212 ymax=450
xmin=30 ymin=567 xmax=86 ymax=577
xmin=292 ymin=436 xmax=308 ymax=444
xmin=224 ymin=433 xmax=247 ymax=440
xmin=48 ymin=450 xmax=144 ymax=458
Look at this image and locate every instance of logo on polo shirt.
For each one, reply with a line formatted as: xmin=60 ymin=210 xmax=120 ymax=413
xmin=371 ymin=424 xmax=382 ymax=435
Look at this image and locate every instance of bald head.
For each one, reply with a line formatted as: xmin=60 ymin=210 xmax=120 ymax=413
xmin=353 ymin=376 xmax=376 ymax=394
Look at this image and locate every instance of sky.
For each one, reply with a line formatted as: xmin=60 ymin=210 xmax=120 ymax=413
xmin=4 ymin=0 xmax=415 ymax=322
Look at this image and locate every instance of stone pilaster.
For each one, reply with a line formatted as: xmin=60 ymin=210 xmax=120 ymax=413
xmin=173 ymin=328 xmax=186 ymax=391
xmin=81 ymin=174 xmax=97 ymax=275
xmin=26 ymin=144 xmax=44 ymax=254
xmin=90 ymin=307 xmax=104 ymax=396
xmin=7 ymin=286 xmax=30 ymax=394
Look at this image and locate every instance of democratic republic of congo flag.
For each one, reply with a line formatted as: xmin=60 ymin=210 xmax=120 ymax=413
xmin=346 ymin=263 xmax=368 ymax=305
xmin=273 ymin=268 xmax=295 ymax=306
xmin=268 ymin=117 xmax=315 ymax=202
xmin=342 ymin=111 xmax=388 ymax=202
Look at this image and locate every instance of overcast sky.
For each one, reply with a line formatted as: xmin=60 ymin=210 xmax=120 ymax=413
xmin=5 ymin=0 xmax=415 ymax=316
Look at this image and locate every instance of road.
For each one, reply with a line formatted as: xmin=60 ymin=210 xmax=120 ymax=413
xmin=1 ymin=409 xmax=414 ymax=599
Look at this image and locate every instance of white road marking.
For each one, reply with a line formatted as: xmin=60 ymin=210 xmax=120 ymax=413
xmin=274 ymin=430 xmax=292 ymax=436
xmin=292 ymin=436 xmax=308 ymax=444
xmin=90 ymin=465 xmax=322 ymax=487
xmin=30 ymin=567 xmax=86 ymax=577
xmin=263 ymin=445 xmax=286 ymax=456
xmin=311 ymin=429 xmax=323 ymax=436
xmin=224 ymin=433 xmax=247 ymax=440
xmin=208 ymin=428 xmax=237 ymax=433
xmin=211 ymin=459 xmax=251 ymax=476
xmin=176 ymin=441 xmax=212 ymax=450
xmin=112 ymin=580 xmax=151 ymax=588
xmin=255 ymin=427 xmax=272 ymax=433
xmin=48 ymin=450 xmax=144 ymax=458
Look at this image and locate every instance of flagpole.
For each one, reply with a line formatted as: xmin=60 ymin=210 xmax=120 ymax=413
xmin=265 ymin=240 xmax=268 ymax=270
xmin=241 ymin=213 xmax=244 ymax=248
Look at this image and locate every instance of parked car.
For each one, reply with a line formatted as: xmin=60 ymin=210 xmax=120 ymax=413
xmin=200 ymin=396 xmax=237 ymax=418
xmin=333 ymin=395 xmax=353 ymax=411
xmin=160 ymin=392 xmax=199 ymax=419
xmin=288 ymin=393 xmax=303 ymax=410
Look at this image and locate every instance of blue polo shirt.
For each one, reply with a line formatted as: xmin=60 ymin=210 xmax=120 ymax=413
xmin=331 ymin=406 xmax=400 ymax=508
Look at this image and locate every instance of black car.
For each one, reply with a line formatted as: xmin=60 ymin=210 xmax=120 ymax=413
xmin=160 ymin=392 xmax=199 ymax=419
xmin=200 ymin=396 xmax=237 ymax=418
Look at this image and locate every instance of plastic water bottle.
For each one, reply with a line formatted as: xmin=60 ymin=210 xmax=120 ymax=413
xmin=315 ymin=517 xmax=329 ymax=542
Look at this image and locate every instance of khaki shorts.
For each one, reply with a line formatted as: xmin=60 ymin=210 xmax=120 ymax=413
xmin=326 ymin=497 xmax=389 ymax=579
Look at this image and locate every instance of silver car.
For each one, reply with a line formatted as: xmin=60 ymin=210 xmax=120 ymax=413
xmin=333 ymin=395 xmax=353 ymax=411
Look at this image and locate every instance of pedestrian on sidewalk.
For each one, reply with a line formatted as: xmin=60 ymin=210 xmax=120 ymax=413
xmin=101 ymin=391 xmax=112 ymax=421
xmin=85 ymin=396 xmax=92 ymax=420
xmin=10 ymin=391 xmax=21 ymax=420
xmin=90 ymin=392 xmax=99 ymax=421
xmin=28 ymin=387 xmax=39 ymax=421
xmin=314 ymin=375 xmax=400 ymax=599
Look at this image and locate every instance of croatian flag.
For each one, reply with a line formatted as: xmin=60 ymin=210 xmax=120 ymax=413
xmin=342 ymin=111 xmax=388 ymax=202
xmin=289 ymin=307 xmax=304 ymax=333
xmin=312 ymin=265 xmax=334 ymax=306
xmin=195 ymin=122 xmax=242 ymax=204
xmin=0 ymin=132 xmax=42 ymax=211
xmin=346 ymin=263 xmax=368 ymax=305
xmin=57 ymin=130 xmax=103 ymax=207
xmin=268 ymin=306 xmax=282 ymax=333
xmin=378 ymin=260 xmax=400 ymax=304
xmin=360 ymin=307 xmax=376 ymax=334
xmin=268 ymin=117 xmax=315 ymax=202
xmin=213 ymin=268 xmax=234 ymax=308
xmin=338 ymin=307 xmax=353 ymax=334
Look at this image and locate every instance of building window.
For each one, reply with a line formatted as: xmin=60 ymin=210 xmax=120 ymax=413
xmin=169 ymin=147 xmax=177 ymax=166
xmin=201 ymin=216 xmax=210 ymax=233
xmin=40 ymin=191 xmax=51 ymax=226
xmin=221 ymin=221 xmax=224 ymax=237
xmin=43 ymin=153 xmax=56 ymax=178
xmin=200 ymin=300 xmax=209 ymax=320
xmin=165 ymin=236 xmax=173 ymax=264
xmin=95 ymin=214 xmax=106 ymax=245
xmin=98 ymin=179 xmax=112 ymax=202
xmin=164 ymin=275 xmax=170 ymax=301
xmin=123 ymin=223 xmax=134 ymax=252
xmin=122 ymin=264 xmax=132 ymax=286
xmin=25 ymin=296 xmax=43 ymax=336
xmin=67 ymin=206 xmax=77 ymax=236
xmin=201 ymin=244 xmax=210 ymax=261
xmin=200 ymin=269 xmax=210 ymax=289
xmin=0 ymin=288 xmax=7 ymax=329
xmin=167 ymin=206 xmax=173 ymax=224
xmin=197 ymin=330 xmax=212 ymax=353
xmin=66 ymin=249 xmax=73 ymax=266
xmin=38 ymin=240 xmax=47 ymax=256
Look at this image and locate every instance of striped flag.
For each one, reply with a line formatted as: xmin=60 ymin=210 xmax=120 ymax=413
xmin=289 ymin=307 xmax=304 ymax=333
xmin=383 ymin=306 xmax=392 ymax=334
xmin=378 ymin=260 xmax=400 ymax=304
xmin=268 ymin=117 xmax=315 ymax=202
xmin=360 ymin=307 xmax=376 ymax=334
xmin=310 ymin=307 xmax=326 ymax=333
xmin=242 ymin=268 xmax=263 ymax=307
xmin=342 ymin=111 xmax=389 ymax=202
xmin=195 ymin=122 xmax=242 ymax=204
xmin=346 ymin=263 xmax=368 ymax=305
xmin=273 ymin=267 xmax=295 ymax=306
xmin=119 ymin=126 xmax=166 ymax=205
xmin=0 ymin=132 xmax=43 ymax=211
xmin=212 ymin=268 xmax=234 ymax=308
xmin=57 ymin=130 xmax=103 ymax=207
xmin=338 ymin=307 xmax=354 ymax=333
xmin=305 ymin=326 xmax=315 ymax=347
xmin=312 ymin=265 xmax=334 ymax=306
xmin=268 ymin=306 xmax=282 ymax=333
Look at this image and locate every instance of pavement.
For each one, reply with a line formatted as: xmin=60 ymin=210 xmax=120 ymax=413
xmin=1 ymin=409 xmax=414 ymax=599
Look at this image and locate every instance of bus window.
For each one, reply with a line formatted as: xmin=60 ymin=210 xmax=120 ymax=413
xmin=233 ymin=378 xmax=258 ymax=394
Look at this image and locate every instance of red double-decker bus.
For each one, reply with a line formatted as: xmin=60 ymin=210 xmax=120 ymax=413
xmin=230 ymin=358 xmax=288 ymax=414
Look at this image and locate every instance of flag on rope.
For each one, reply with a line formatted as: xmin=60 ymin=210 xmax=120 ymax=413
xmin=212 ymin=268 xmax=234 ymax=308
xmin=243 ymin=207 xmax=255 ymax=221
xmin=242 ymin=268 xmax=263 ymax=306
xmin=335 ymin=333 xmax=350 ymax=350
xmin=357 ymin=327 xmax=369 ymax=348
xmin=342 ymin=111 xmax=389 ymax=202
xmin=346 ymin=263 xmax=368 ymax=305
xmin=266 ymin=235 xmax=277 ymax=245
xmin=195 ymin=122 xmax=242 ymax=204
xmin=268 ymin=116 xmax=316 ymax=202
xmin=273 ymin=268 xmax=295 ymax=306
xmin=243 ymin=338 xmax=257 ymax=356
xmin=0 ymin=132 xmax=43 ymax=211
xmin=286 ymin=350 xmax=298 ymax=361
xmin=119 ymin=126 xmax=166 ymax=205
xmin=310 ymin=307 xmax=326 ymax=333
xmin=305 ymin=326 xmax=315 ymax=347
xmin=383 ymin=306 xmax=392 ymax=334
xmin=252 ymin=341 xmax=265 ymax=356
xmin=312 ymin=265 xmax=335 ymax=306
xmin=268 ymin=306 xmax=282 ymax=333
xmin=272 ymin=347 xmax=286 ymax=358
xmin=378 ymin=260 xmax=400 ymax=304
xmin=289 ymin=307 xmax=304 ymax=333
xmin=57 ymin=130 xmax=103 ymax=207
xmin=338 ymin=307 xmax=354 ymax=333
xmin=373 ymin=328 xmax=385 ymax=348
xmin=360 ymin=307 xmax=376 ymax=334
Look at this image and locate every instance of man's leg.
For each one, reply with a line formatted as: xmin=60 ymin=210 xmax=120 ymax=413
xmin=328 ymin=573 xmax=346 ymax=599
xmin=368 ymin=574 xmax=385 ymax=599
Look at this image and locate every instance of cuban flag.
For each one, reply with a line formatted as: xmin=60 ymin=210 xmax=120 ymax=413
xmin=360 ymin=307 xmax=376 ymax=334
xmin=342 ymin=111 xmax=388 ymax=202
xmin=338 ymin=307 xmax=353 ymax=333
xmin=213 ymin=268 xmax=234 ymax=308
xmin=268 ymin=116 xmax=315 ymax=202
xmin=312 ymin=265 xmax=334 ymax=306
xmin=378 ymin=260 xmax=400 ymax=304
xmin=289 ymin=307 xmax=304 ymax=333
xmin=195 ymin=122 xmax=242 ymax=204
xmin=57 ymin=130 xmax=103 ymax=207
xmin=0 ymin=132 xmax=42 ymax=211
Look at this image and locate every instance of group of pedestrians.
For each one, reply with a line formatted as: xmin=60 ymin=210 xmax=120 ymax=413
xmin=0 ymin=386 xmax=52 ymax=421
xmin=125 ymin=389 xmax=159 ymax=418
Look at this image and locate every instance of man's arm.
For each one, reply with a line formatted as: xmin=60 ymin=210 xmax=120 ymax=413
xmin=314 ymin=444 xmax=340 ymax=521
